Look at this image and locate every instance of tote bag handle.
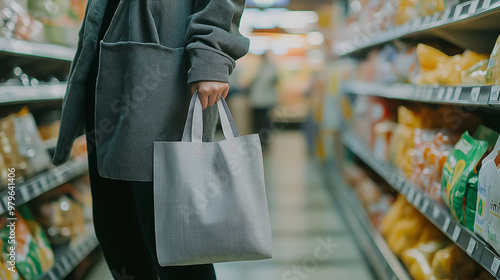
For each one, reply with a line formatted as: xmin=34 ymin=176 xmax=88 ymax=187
xmin=182 ymin=92 xmax=240 ymax=143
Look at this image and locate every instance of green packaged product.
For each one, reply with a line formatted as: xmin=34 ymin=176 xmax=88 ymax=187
xmin=441 ymin=131 xmax=488 ymax=231
xmin=0 ymin=205 xmax=54 ymax=280
xmin=474 ymin=125 xmax=500 ymax=150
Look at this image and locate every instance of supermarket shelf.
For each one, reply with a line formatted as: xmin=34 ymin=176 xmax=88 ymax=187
xmin=334 ymin=0 xmax=500 ymax=56
xmin=341 ymin=81 xmax=500 ymax=106
xmin=0 ymin=38 xmax=75 ymax=61
xmin=0 ymin=156 xmax=88 ymax=216
xmin=37 ymin=228 xmax=99 ymax=280
xmin=342 ymin=131 xmax=500 ymax=279
xmin=0 ymin=83 xmax=67 ymax=105
xmin=325 ymin=166 xmax=411 ymax=280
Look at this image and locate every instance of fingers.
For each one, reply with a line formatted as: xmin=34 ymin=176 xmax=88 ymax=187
xmin=198 ymin=94 xmax=209 ymax=109
xmin=222 ymin=87 xmax=229 ymax=99
xmin=193 ymin=82 xmax=229 ymax=109
xmin=208 ymin=93 xmax=218 ymax=108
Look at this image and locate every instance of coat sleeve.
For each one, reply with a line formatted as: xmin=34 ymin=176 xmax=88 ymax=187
xmin=185 ymin=0 xmax=250 ymax=84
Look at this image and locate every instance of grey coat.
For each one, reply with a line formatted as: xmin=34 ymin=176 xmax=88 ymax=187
xmin=52 ymin=0 xmax=249 ymax=181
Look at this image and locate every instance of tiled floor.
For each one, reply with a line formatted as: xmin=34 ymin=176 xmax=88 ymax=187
xmin=81 ymin=131 xmax=374 ymax=280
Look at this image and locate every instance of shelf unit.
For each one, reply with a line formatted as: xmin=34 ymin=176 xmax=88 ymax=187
xmin=0 ymin=34 xmax=92 ymax=280
xmin=0 ymin=156 xmax=88 ymax=215
xmin=0 ymin=83 xmax=67 ymax=105
xmin=325 ymin=166 xmax=411 ymax=280
xmin=37 ymin=226 xmax=99 ymax=280
xmin=0 ymin=38 xmax=75 ymax=61
xmin=335 ymin=0 xmax=500 ymax=56
xmin=342 ymin=81 xmax=500 ymax=106
xmin=341 ymin=131 xmax=500 ymax=279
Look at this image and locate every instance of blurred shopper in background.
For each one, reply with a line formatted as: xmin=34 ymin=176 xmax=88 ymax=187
xmin=248 ymin=52 xmax=279 ymax=148
xmin=303 ymin=70 xmax=325 ymax=155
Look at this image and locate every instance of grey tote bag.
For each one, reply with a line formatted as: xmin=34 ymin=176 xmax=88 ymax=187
xmin=153 ymin=92 xmax=273 ymax=266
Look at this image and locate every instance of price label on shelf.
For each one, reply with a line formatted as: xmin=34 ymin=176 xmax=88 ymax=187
xmin=426 ymin=88 xmax=433 ymax=100
xmin=402 ymin=184 xmax=409 ymax=196
xmin=421 ymin=15 xmax=432 ymax=26
xmin=471 ymin=87 xmax=480 ymax=102
xmin=432 ymin=205 xmax=440 ymax=219
xmin=414 ymin=193 xmax=422 ymax=206
xmin=441 ymin=7 xmax=452 ymax=21
xmin=19 ymin=186 xmax=30 ymax=201
xmin=452 ymin=225 xmax=461 ymax=241
xmin=445 ymin=87 xmax=454 ymax=100
xmin=437 ymin=88 xmax=446 ymax=100
xmin=491 ymin=257 xmax=500 ymax=274
xmin=61 ymin=256 xmax=71 ymax=271
xmin=431 ymin=12 xmax=441 ymax=23
xmin=39 ymin=177 xmax=49 ymax=191
xmin=389 ymin=173 xmax=397 ymax=186
xmin=466 ymin=238 xmax=477 ymax=256
xmin=490 ymin=85 xmax=500 ymax=101
xmin=453 ymin=4 xmax=464 ymax=19
xmin=443 ymin=217 xmax=451 ymax=232
xmin=482 ymin=0 xmax=492 ymax=10
xmin=31 ymin=181 xmax=42 ymax=197
xmin=407 ymin=188 xmax=415 ymax=203
xmin=53 ymin=168 xmax=65 ymax=184
xmin=422 ymin=199 xmax=430 ymax=212
xmin=453 ymin=87 xmax=462 ymax=101
xmin=469 ymin=0 xmax=479 ymax=13
xmin=412 ymin=18 xmax=421 ymax=29
xmin=415 ymin=88 xmax=422 ymax=99
xmin=395 ymin=178 xmax=402 ymax=190
xmin=67 ymin=251 xmax=77 ymax=265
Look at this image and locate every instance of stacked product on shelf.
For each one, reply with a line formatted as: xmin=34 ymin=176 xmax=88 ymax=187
xmin=382 ymin=195 xmax=494 ymax=280
xmin=414 ymin=44 xmax=489 ymax=86
xmin=344 ymin=94 xmax=500 ymax=229
xmin=333 ymin=0 xmax=500 ymax=278
xmin=343 ymin=162 xmax=394 ymax=229
xmin=343 ymin=162 xmax=496 ymax=279
xmin=0 ymin=0 xmax=87 ymax=47
xmin=343 ymin=35 xmax=500 ymax=87
xmin=0 ymin=1 xmax=95 ymax=278
xmin=0 ymin=106 xmax=52 ymax=188
xmin=30 ymin=175 xmax=93 ymax=247
xmin=341 ymin=0 xmax=453 ymax=43
xmin=341 ymin=91 xmax=500 ymax=274
xmin=0 ymin=175 xmax=92 ymax=280
xmin=0 ymin=205 xmax=55 ymax=280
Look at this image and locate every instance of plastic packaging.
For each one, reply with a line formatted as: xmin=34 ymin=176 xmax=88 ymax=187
xmin=475 ymin=135 xmax=500 ymax=241
xmin=430 ymin=244 xmax=481 ymax=279
xmin=415 ymin=44 xmax=488 ymax=85
xmin=0 ymin=205 xmax=54 ymax=279
xmin=486 ymin=35 xmax=500 ymax=85
xmin=0 ymin=115 xmax=28 ymax=182
xmin=401 ymin=224 xmax=449 ymax=280
xmin=13 ymin=107 xmax=52 ymax=177
xmin=462 ymin=59 xmax=489 ymax=85
xmin=441 ymin=132 xmax=488 ymax=231
xmin=487 ymin=168 xmax=500 ymax=252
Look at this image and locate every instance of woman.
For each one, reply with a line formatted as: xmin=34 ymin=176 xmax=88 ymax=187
xmin=52 ymin=0 xmax=249 ymax=279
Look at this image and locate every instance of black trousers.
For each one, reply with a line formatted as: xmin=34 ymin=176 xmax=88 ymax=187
xmin=83 ymin=2 xmax=216 ymax=278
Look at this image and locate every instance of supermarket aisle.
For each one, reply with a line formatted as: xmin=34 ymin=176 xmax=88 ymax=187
xmin=82 ymin=130 xmax=374 ymax=280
